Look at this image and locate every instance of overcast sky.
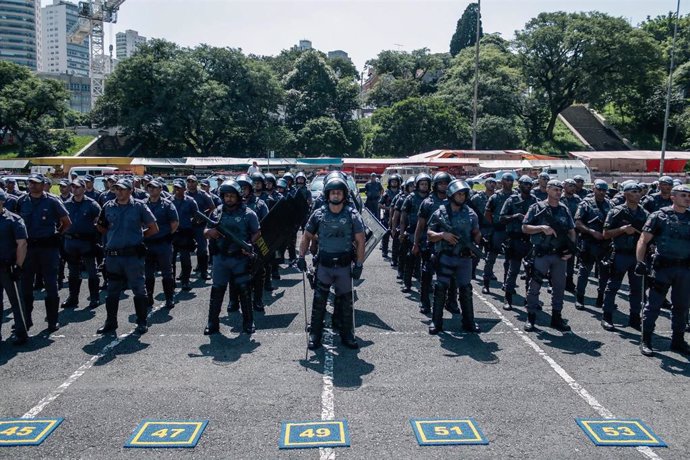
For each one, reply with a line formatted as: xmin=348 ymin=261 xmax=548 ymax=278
xmin=108 ymin=0 xmax=688 ymax=71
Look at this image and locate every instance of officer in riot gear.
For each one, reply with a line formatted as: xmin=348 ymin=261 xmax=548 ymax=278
xmin=560 ymin=179 xmax=582 ymax=292
xmin=379 ymin=173 xmax=401 ymax=258
xmin=171 ymin=180 xmax=199 ymax=292
xmin=483 ymin=173 xmax=514 ymax=293
xmin=469 ymin=176 xmax=496 ymax=279
xmin=400 ymin=173 xmax=431 ymax=294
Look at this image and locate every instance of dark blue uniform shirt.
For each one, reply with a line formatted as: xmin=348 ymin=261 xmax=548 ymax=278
xmin=0 ymin=209 xmax=27 ymax=263
xmin=64 ymin=196 xmax=101 ymax=236
xmin=17 ymin=192 xmax=69 ymax=239
xmin=99 ymin=198 xmax=156 ymax=249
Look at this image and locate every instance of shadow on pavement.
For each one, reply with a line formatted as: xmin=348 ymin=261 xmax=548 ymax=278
xmin=258 ymin=312 xmax=297 ymax=330
xmin=439 ymin=332 xmax=500 ymax=364
xmin=83 ymin=333 xmax=151 ymax=366
xmin=59 ymin=307 xmax=96 ymax=325
xmin=191 ymin=333 xmax=260 ymax=366
xmin=538 ymin=330 xmax=603 ymax=357
xmin=0 ymin=332 xmax=54 ymax=365
xmin=355 ymin=309 xmax=394 ymax=331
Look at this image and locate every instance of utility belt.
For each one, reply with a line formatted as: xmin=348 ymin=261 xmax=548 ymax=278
xmin=217 ymin=248 xmax=246 ymax=258
xmin=28 ymin=234 xmax=61 ymax=249
xmin=439 ymin=248 xmax=472 ymax=259
xmin=534 ymin=246 xmax=561 ymax=258
xmin=145 ymin=234 xmax=173 ymax=245
xmin=653 ymin=255 xmax=690 ymax=269
xmin=318 ymin=252 xmax=352 ymax=268
xmin=64 ymin=233 xmax=100 ymax=242
xmin=105 ymin=244 xmax=146 ymax=257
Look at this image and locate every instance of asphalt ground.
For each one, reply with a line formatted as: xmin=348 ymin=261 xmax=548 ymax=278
xmin=0 ymin=244 xmax=688 ymax=459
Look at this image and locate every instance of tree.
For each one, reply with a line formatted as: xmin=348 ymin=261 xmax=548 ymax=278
xmin=449 ymin=3 xmax=483 ymax=57
xmin=370 ymin=97 xmax=470 ymax=156
xmin=296 ymin=117 xmax=351 ymax=157
xmin=641 ymin=13 xmax=690 ymax=69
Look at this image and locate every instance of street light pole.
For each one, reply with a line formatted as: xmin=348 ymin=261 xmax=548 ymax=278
xmin=660 ymin=0 xmax=681 ymax=176
xmin=471 ymin=0 xmax=482 ymax=150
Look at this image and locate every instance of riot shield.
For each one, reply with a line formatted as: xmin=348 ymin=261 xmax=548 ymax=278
xmin=361 ymin=207 xmax=387 ymax=262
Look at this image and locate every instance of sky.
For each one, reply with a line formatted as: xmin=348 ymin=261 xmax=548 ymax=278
xmin=107 ymin=0 xmax=689 ymax=71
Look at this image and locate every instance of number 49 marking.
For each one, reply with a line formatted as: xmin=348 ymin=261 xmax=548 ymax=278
xmin=151 ymin=428 xmax=186 ymax=439
xmin=299 ymin=428 xmax=331 ymax=438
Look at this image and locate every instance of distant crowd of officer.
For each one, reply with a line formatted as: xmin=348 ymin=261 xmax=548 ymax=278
xmin=375 ymin=171 xmax=690 ymax=357
xmin=1 ymin=169 xmax=688 ymax=358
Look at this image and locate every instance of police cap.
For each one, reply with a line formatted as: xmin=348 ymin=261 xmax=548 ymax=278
xmin=622 ymin=182 xmax=641 ymax=192
xmin=114 ymin=178 xmax=133 ymax=190
xmin=672 ymin=184 xmax=690 ymax=194
xmin=518 ymin=175 xmax=534 ymax=185
xmin=172 ymin=179 xmax=186 ymax=189
xmin=28 ymin=173 xmax=44 ymax=183
xmin=547 ymin=179 xmax=563 ymax=189
xmin=594 ymin=179 xmax=609 ymax=190
xmin=538 ymin=172 xmax=551 ymax=180
xmin=659 ymin=176 xmax=674 ymax=185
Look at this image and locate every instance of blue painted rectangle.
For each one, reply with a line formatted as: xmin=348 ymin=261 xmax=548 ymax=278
xmin=0 ymin=418 xmax=63 ymax=446
xmin=410 ymin=418 xmax=488 ymax=446
xmin=279 ymin=420 xmax=349 ymax=449
xmin=576 ymin=419 xmax=667 ymax=447
xmin=125 ymin=420 xmax=208 ymax=448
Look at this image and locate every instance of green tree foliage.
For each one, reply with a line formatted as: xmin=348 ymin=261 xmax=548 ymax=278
xmin=641 ymin=13 xmax=690 ymax=69
xmin=296 ymin=117 xmax=350 ymax=157
xmin=449 ymin=2 xmax=483 ymax=57
xmin=369 ymin=97 xmax=470 ymax=156
xmin=0 ymin=62 xmax=72 ymax=156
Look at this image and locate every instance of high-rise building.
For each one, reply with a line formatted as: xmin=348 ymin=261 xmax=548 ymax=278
xmin=0 ymin=0 xmax=42 ymax=70
xmin=41 ymin=0 xmax=89 ymax=76
xmin=115 ymin=29 xmax=145 ymax=59
xmin=327 ymin=50 xmax=349 ymax=60
xmin=297 ymin=39 xmax=312 ymax=51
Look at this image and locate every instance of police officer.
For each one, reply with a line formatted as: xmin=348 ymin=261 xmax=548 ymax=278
xmin=203 ymin=180 xmax=260 ymax=335
xmin=131 ymin=177 xmax=148 ymax=201
xmin=0 ymin=179 xmax=19 ymax=213
xmin=391 ymin=177 xmax=414 ymax=275
xmin=642 ymin=176 xmax=673 ymax=213
xmin=298 ymin=177 xmax=365 ymax=350
xmin=483 ymin=173 xmax=514 ymax=294
xmin=98 ymin=176 xmax=117 ymax=206
xmin=635 ymin=184 xmax=690 ymax=356
xmin=400 ymin=173 xmax=431 ymax=294
xmin=18 ymin=174 xmax=72 ymax=332
xmin=58 ymin=179 xmax=72 ymax=202
xmin=364 ymin=172 xmax=384 ymax=218
xmin=5 ymin=177 xmax=24 ymax=198
xmin=500 ymin=175 xmax=537 ymax=310
xmin=469 ymin=176 xmax=496 ymax=279
xmin=144 ymin=180 xmax=179 ymax=309
xmin=600 ymin=182 xmax=648 ymax=331
xmin=61 ymin=179 xmax=102 ymax=310
xmin=522 ymin=180 xmax=578 ymax=332
xmin=574 ymin=175 xmax=590 ymax=199
xmin=83 ymin=175 xmax=101 ymax=202
xmin=171 ymin=180 xmax=199 ymax=291
xmin=262 ymin=173 xmax=283 ymax=285
xmin=532 ymin=172 xmax=550 ymax=201
xmin=560 ymin=179 xmax=582 ymax=292
xmin=186 ymin=175 xmax=215 ymax=280
xmin=574 ymin=179 xmax=613 ymax=310
xmin=0 ymin=190 xmax=28 ymax=345
xmin=427 ymin=180 xmax=481 ymax=334
xmin=201 ymin=179 xmax=222 ymax=208
xmin=379 ymin=174 xmax=401 ymax=259
xmin=96 ymin=179 xmax=158 ymax=335
xmin=414 ymin=172 xmax=451 ymax=314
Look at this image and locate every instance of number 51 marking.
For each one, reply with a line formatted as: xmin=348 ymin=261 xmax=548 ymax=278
xmin=434 ymin=426 xmax=463 ymax=436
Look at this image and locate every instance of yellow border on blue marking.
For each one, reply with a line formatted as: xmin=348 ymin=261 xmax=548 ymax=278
xmin=414 ymin=420 xmax=483 ymax=444
xmin=279 ymin=420 xmax=350 ymax=449
xmin=125 ymin=420 xmax=207 ymax=448
xmin=0 ymin=419 xmax=63 ymax=445
xmin=576 ymin=419 xmax=667 ymax=447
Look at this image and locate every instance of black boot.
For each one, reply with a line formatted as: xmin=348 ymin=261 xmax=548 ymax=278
xmin=204 ymin=286 xmax=224 ymax=335
xmin=575 ymin=293 xmax=585 ymax=310
xmin=503 ymin=291 xmax=513 ymax=311
xmin=198 ymin=253 xmax=210 ymax=280
xmin=627 ymin=313 xmax=641 ymax=331
xmin=227 ymin=286 xmax=240 ymax=313
xmin=308 ymin=286 xmax=329 ymax=350
xmin=445 ymin=280 xmax=460 ymax=314
xmin=550 ymin=311 xmax=571 ymax=332
xmin=162 ymin=278 xmax=175 ymax=309
xmin=482 ymin=278 xmax=490 ymax=295
xmin=595 ymin=290 xmax=604 ymax=309
xmin=97 ymin=297 xmax=119 ymax=334
xmin=145 ymin=278 xmax=155 ymax=307
xmin=133 ymin=295 xmax=149 ymax=334
xmin=524 ymin=312 xmax=536 ymax=331
xmin=332 ymin=295 xmax=342 ymax=333
xmin=639 ymin=327 xmax=653 ymax=356
xmin=338 ymin=294 xmax=358 ymax=349
xmin=88 ymin=278 xmax=100 ymax=309
xmin=429 ymin=283 xmax=447 ymax=335
xmin=45 ymin=297 xmax=60 ymax=332
xmin=61 ymin=277 xmax=80 ymax=309
xmin=670 ymin=336 xmax=690 ymax=355
xmin=459 ymin=284 xmax=480 ymax=333
xmin=601 ymin=311 xmax=615 ymax=331
xmin=239 ymin=286 xmax=255 ymax=334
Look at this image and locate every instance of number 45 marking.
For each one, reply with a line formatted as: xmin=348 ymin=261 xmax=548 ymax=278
xmin=0 ymin=426 xmax=35 ymax=436
xmin=151 ymin=428 xmax=186 ymax=439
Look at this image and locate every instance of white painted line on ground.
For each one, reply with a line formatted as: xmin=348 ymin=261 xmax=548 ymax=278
xmin=22 ymin=306 xmax=163 ymax=420
xmin=474 ymin=290 xmax=662 ymax=460
xmin=320 ymin=327 xmax=336 ymax=460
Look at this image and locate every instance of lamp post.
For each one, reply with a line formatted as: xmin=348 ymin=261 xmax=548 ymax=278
xmin=660 ymin=0 xmax=681 ymax=176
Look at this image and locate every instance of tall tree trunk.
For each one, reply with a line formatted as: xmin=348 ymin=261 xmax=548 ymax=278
xmin=546 ymin=111 xmax=559 ymax=140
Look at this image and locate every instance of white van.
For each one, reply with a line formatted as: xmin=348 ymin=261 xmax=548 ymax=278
xmin=381 ymin=165 xmax=434 ymax=187
xmin=69 ymin=166 xmax=118 ymax=178
xmin=537 ymin=160 xmax=592 ymax=184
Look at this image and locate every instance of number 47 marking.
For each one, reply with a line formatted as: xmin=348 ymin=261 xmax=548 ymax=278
xmin=151 ymin=428 xmax=186 ymax=439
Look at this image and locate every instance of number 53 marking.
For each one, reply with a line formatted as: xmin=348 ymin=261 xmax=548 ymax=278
xmin=603 ymin=426 xmax=636 ymax=436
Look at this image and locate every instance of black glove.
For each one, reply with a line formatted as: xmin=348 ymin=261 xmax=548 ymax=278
xmin=351 ymin=263 xmax=363 ymax=280
xmin=634 ymin=261 xmax=648 ymax=276
xmin=296 ymin=257 xmax=307 ymax=272
xmin=9 ymin=264 xmax=22 ymax=282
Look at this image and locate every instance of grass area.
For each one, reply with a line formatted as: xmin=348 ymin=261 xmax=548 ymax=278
xmin=527 ymin=119 xmax=587 ymax=156
xmin=599 ymin=104 xmax=661 ymax=149
xmin=0 ymin=133 xmax=95 ymax=159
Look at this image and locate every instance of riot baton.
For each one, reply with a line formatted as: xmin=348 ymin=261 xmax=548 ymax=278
xmin=350 ymin=276 xmax=356 ymax=342
xmin=301 ymin=270 xmax=309 ymax=360
xmin=12 ymin=269 xmax=30 ymax=335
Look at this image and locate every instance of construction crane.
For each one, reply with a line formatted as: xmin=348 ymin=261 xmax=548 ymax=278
xmin=68 ymin=0 xmax=127 ymax=109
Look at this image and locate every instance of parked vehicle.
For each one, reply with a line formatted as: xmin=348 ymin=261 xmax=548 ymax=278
xmin=68 ymin=166 xmax=119 ymax=178
xmin=468 ymin=170 xmax=520 ymax=185
xmin=538 ymin=161 xmax=592 ymax=183
xmin=381 ymin=165 xmax=434 ymax=186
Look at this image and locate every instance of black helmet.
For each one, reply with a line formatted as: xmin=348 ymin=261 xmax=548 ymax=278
xmin=432 ymin=171 xmax=451 ymax=189
xmin=264 ymin=173 xmax=276 ymax=186
xmin=218 ymin=180 xmax=242 ymax=198
xmin=323 ymin=177 xmax=349 ymax=198
xmin=325 ymin=170 xmax=347 ymax=183
xmin=250 ymin=172 xmax=265 ymax=184
xmin=448 ymin=179 xmax=470 ymax=198
xmin=235 ymin=174 xmax=252 ymax=189
xmin=283 ymin=172 xmax=294 ymax=183
xmin=276 ymin=178 xmax=288 ymax=189
xmin=415 ymin=173 xmax=432 ymax=187
xmin=404 ymin=176 xmax=415 ymax=191
xmin=388 ymin=174 xmax=402 ymax=187
xmin=295 ymin=172 xmax=307 ymax=183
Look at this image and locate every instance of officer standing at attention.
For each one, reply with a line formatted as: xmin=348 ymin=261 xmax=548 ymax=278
xmin=203 ymin=180 xmax=260 ymax=336
xmin=18 ymin=174 xmax=71 ymax=332
xmin=500 ymin=175 xmax=537 ymax=311
xmin=427 ymin=180 xmax=481 ymax=334
xmin=144 ymin=180 xmax=179 ymax=310
xmin=5 ymin=177 xmax=24 ymax=198
xmin=96 ymin=179 xmax=158 ymax=335
xmin=262 ymin=173 xmax=283 ymax=286
xmin=297 ymin=177 xmax=365 ymax=350
xmin=469 ymin=176 xmax=496 ymax=279
xmin=58 ymin=179 xmax=72 ymax=202
xmin=400 ymin=173 xmax=431 ymax=294
xmin=522 ymin=180 xmax=577 ymax=332
xmin=364 ymin=172 xmax=384 ymax=218
xmin=391 ymin=177 xmax=415 ymax=275
xmin=186 ymin=175 xmax=215 ymax=280
xmin=83 ymin=175 xmax=101 ymax=202
xmin=171 ymin=180 xmax=199 ymax=292
xmin=560 ymin=179 xmax=582 ymax=292
xmin=601 ymin=182 xmax=648 ymax=331
xmin=641 ymin=176 xmax=673 ymax=213
xmin=483 ymin=174 xmax=514 ymax=294
xmin=532 ymin=172 xmax=550 ymax=201
xmin=574 ymin=179 xmax=612 ymax=310
xmin=635 ymin=184 xmax=690 ymax=356
xmin=98 ymin=176 xmax=117 ymax=206
xmin=379 ymin=174 xmax=401 ymax=259
xmin=0 ymin=190 xmax=28 ymax=345
xmin=573 ymin=175 xmax=590 ymax=199
xmin=61 ymin=179 xmax=102 ymax=310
